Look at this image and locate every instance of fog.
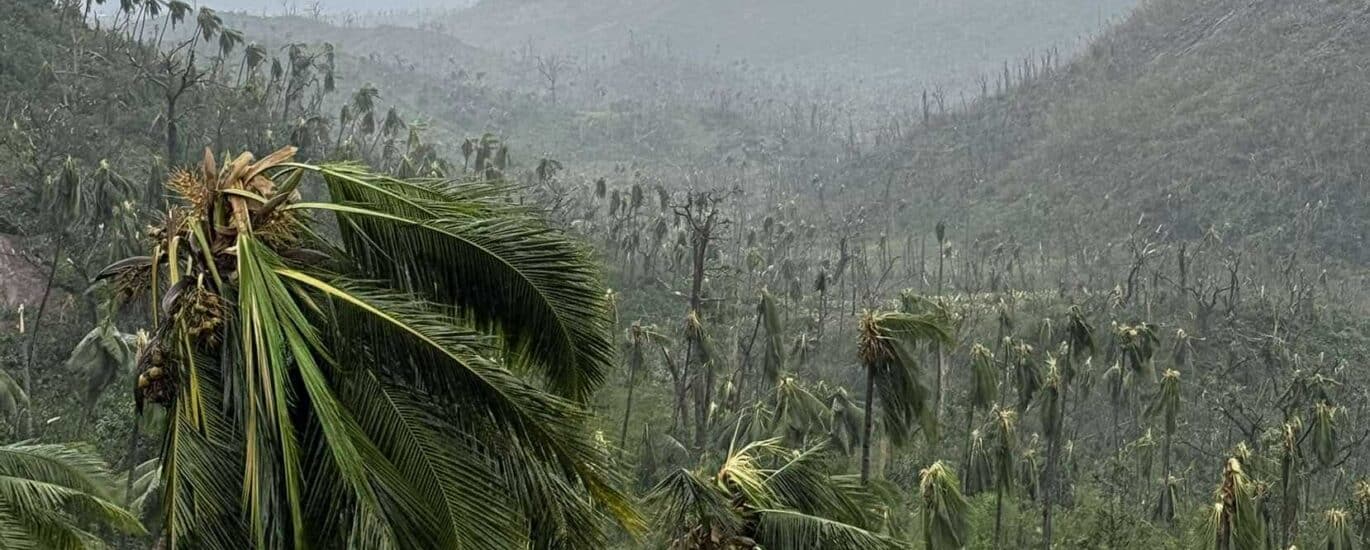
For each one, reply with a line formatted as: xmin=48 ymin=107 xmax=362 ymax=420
xmin=5 ymin=0 xmax=1369 ymax=548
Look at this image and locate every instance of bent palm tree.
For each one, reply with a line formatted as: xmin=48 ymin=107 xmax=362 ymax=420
xmin=645 ymin=438 xmax=903 ymax=550
xmin=99 ymin=147 xmax=640 ymax=548
xmin=0 ymin=442 xmax=146 ymax=548
xmin=856 ymin=310 xmax=952 ymax=484
xmin=920 ymin=461 xmax=970 ymax=550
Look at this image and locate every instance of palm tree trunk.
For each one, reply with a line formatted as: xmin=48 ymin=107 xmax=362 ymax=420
xmin=1042 ymin=432 xmax=1058 ymax=550
xmin=994 ymin=484 xmax=1005 ymax=549
xmin=617 ymin=345 xmax=641 ymax=458
xmin=22 ymin=232 xmax=66 ymax=437
xmin=860 ymin=363 xmax=876 ymax=484
xmin=961 ymin=406 xmax=975 ymax=492
xmin=934 ymin=244 xmax=945 ymax=425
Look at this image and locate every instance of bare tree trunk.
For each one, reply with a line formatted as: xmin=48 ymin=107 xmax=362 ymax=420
xmin=22 ymin=232 xmax=66 ymax=437
xmin=860 ymin=364 xmax=876 ymax=484
xmin=934 ymin=239 xmax=945 ymax=427
xmin=616 ymin=344 xmax=641 ymax=458
xmin=1042 ymin=431 xmax=1059 ymax=549
xmin=123 ymin=415 xmax=142 ymax=505
xmin=166 ymin=97 xmax=179 ymax=165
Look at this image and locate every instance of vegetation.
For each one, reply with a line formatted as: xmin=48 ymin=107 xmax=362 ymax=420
xmin=2 ymin=0 xmax=1369 ymax=548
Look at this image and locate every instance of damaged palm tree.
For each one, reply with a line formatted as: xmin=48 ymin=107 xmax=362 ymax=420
xmin=855 ymin=309 xmax=952 ymax=484
xmin=1147 ymin=369 xmax=1182 ymax=524
xmin=645 ymin=439 xmax=902 ymax=550
xmin=98 ymin=147 xmax=641 ymax=548
xmin=1208 ymin=457 xmax=1266 ymax=550
xmin=920 ymin=461 xmax=970 ymax=550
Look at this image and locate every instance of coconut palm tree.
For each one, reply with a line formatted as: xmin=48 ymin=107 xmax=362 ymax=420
xmin=620 ymin=322 xmax=669 ymax=455
xmin=645 ymin=438 xmax=902 ymax=550
xmin=920 ymin=461 xmax=970 ymax=550
xmin=962 ymin=343 xmax=997 ymax=494
xmin=1208 ymin=457 xmax=1267 ymax=550
xmin=855 ymin=309 xmax=952 ymax=484
xmin=1040 ymin=354 xmax=1065 ymax=549
xmin=97 ymin=147 xmax=640 ymax=548
xmin=989 ymin=408 xmax=1016 ymax=549
xmin=1147 ymin=368 xmax=1181 ymax=524
xmin=0 ymin=442 xmax=146 ymax=547
xmin=1323 ymin=509 xmax=1354 ymax=550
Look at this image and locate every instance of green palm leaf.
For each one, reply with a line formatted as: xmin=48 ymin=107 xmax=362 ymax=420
xmin=753 ymin=509 xmax=906 ymax=550
xmin=294 ymin=162 xmax=614 ymax=403
xmin=0 ymin=443 xmax=146 ymax=549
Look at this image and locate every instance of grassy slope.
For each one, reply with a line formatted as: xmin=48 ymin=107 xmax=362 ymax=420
xmin=886 ymin=0 xmax=1370 ymax=271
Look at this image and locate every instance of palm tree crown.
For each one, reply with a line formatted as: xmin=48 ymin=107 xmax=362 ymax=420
xmin=100 ymin=147 xmax=639 ymax=548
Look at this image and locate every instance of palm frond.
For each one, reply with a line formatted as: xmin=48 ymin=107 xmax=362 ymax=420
xmin=759 ymin=289 xmax=787 ymax=386
xmin=919 ymin=461 xmax=969 ymax=550
xmin=754 ymin=509 xmax=906 ymax=550
xmin=0 ymin=443 xmax=146 ymax=548
xmin=645 ymin=468 xmax=743 ymax=546
xmin=291 ymin=163 xmax=614 ymax=402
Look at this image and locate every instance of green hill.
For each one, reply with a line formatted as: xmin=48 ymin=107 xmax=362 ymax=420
xmin=884 ymin=0 xmax=1370 ymax=273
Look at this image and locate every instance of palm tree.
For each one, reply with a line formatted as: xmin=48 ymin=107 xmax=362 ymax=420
xmin=989 ymin=408 xmax=1017 ymax=549
xmin=920 ymin=461 xmax=970 ymax=550
xmin=0 ymin=442 xmax=146 ymax=547
xmin=63 ymin=313 xmax=139 ymax=432
xmin=645 ymin=438 xmax=902 ymax=550
xmin=620 ymin=322 xmax=669 ymax=455
xmin=1208 ymin=457 xmax=1266 ymax=550
xmin=1323 ymin=509 xmax=1354 ymax=550
xmin=766 ymin=377 xmax=829 ymax=448
xmin=1147 ymin=368 xmax=1181 ymax=524
xmin=1039 ymin=355 xmax=1065 ymax=549
xmin=855 ymin=310 xmax=952 ymax=484
xmin=98 ymin=147 xmax=641 ymax=548
xmin=962 ymin=343 xmax=997 ymax=493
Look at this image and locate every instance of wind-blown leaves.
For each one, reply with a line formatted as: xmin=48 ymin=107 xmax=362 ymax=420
xmin=857 ymin=310 xmax=952 ymax=445
xmin=113 ymin=149 xmax=639 ymax=549
xmin=647 ymin=440 xmax=900 ymax=550
xmin=759 ymin=289 xmax=787 ymax=386
xmin=64 ymin=320 xmax=137 ymax=404
xmin=300 ymin=162 xmax=615 ymax=403
xmin=753 ymin=509 xmax=904 ymax=550
xmin=0 ymin=443 xmax=146 ymax=549
xmin=1309 ymin=401 xmax=1339 ymax=468
xmin=969 ymin=344 xmax=998 ymax=411
xmin=1147 ymin=369 xmax=1182 ymax=435
xmin=920 ymin=461 xmax=970 ymax=550
xmin=1210 ymin=457 xmax=1266 ymax=550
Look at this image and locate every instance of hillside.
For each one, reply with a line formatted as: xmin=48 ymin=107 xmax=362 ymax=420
xmin=442 ymin=0 xmax=1139 ymax=88
xmin=883 ymin=0 xmax=1370 ymax=275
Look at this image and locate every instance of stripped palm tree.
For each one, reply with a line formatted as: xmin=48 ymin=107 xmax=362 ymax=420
xmin=97 ymin=147 xmax=641 ymax=548
xmin=855 ymin=309 xmax=952 ymax=484
xmin=645 ymin=438 xmax=903 ymax=550
xmin=620 ymin=322 xmax=670 ymax=455
xmin=0 ymin=442 xmax=146 ymax=548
